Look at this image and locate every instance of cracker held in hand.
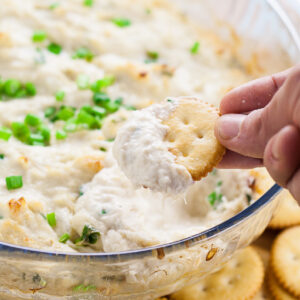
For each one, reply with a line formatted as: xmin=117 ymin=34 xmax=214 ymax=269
xmin=170 ymin=247 xmax=264 ymax=300
xmin=271 ymin=226 xmax=300 ymax=298
xmin=163 ymin=97 xmax=225 ymax=181
xmin=113 ymin=97 xmax=225 ymax=193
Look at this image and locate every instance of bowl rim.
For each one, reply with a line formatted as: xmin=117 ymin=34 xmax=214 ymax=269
xmin=0 ymin=184 xmax=282 ymax=260
xmin=0 ymin=0 xmax=299 ymax=261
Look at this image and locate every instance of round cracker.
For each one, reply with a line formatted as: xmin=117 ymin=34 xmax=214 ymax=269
xmin=163 ymin=97 xmax=225 ymax=181
xmin=271 ymin=226 xmax=300 ymax=297
xmin=268 ymin=190 xmax=300 ymax=229
xmin=170 ymin=247 xmax=264 ymax=300
xmin=267 ymin=271 xmax=297 ymax=300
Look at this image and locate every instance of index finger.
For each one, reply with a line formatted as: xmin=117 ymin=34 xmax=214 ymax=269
xmin=220 ymin=67 xmax=291 ymax=115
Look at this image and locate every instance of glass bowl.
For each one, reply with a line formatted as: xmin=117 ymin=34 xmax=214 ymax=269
xmin=0 ymin=0 xmax=299 ymax=299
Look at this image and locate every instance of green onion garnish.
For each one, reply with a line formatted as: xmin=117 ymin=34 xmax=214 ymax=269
xmin=6 ymin=176 xmax=23 ymax=190
xmin=217 ymin=180 xmax=222 ymax=187
xmin=47 ymin=212 xmax=56 ymax=227
xmin=57 ymin=106 xmax=75 ymax=121
xmin=83 ymin=0 xmax=93 ymax=6
xmin=101 ymin=209 xmax=107 ymax=214
xmin=73 ymin=284 xmax=96 ymax=292
xmin=146 ymin=51 xmax=159 ymax=60
xmin=76 ymin=74 xmax=90 ymax=90
xmin=56 ymin=130 xmax=67 ymax=140
xmin=49 ymin=2 xmax=60 ymax=9
xmin=207 ymin=190 xmax=223 ymax=207
xmin=75 ymin=225 xmax=100 ymax=245
xmin=25 ymin=114 xmax=41 ymax=127
xmin=112 ymin=18 xmax=131 ymax=27
xmin=11 ymin=122 xmax=30 ymax=143
xmin=25 ymin=82 xmax=37 ymax=96
xmin=47 ymin=43 xmax=62 ymax=55
xmin=72 ymin=47 xmax=94 ymax=61
xmin=90 ymin=76 xmax=115 ymax=92
xmin=55 ymin=90 xmax=65 ymax=102
xmin=0 ymin=154 xmax=4 ymax=159
xmin=28 ymin=133 xmax=45 ymax=145
xmin=190 ymin=41 xmax=200 ymax=54
xmin=93 ymin=92 xmax=110 ymax=106
xmin=3 ymin=79 xmax=21 ymax=97
xmin=44 ymin=107 xmax=56 ymax=118
xmin=59 ymin=233 xmax=70 ymax=243
xmin=32 ymin=30 xmax=47 ymax=43
xmin=0 ymin=126 xmax=12 ymax=141
xmin=100 ymin=147 xmax=106 ymax=152
xmin=246 ymin=193 xmax=252 ymax=205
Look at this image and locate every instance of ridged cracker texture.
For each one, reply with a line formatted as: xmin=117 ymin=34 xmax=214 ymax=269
xmin=163 ymin=97 xmax=225 ymax=181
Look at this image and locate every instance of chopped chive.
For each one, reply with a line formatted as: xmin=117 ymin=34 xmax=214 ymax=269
xmin=246 ymin=193 xmax=252 ymax=205
xmin=83 ymin=0 xmax=93 ymax=6
xmin=11 ymin=122 xmax=30 ymax=143
xmin=75 ymin=225 xmax=100 ymax=245
xmin=101 ymin=208 xmax=107 ymax=214
xmin=90 ymin=106 xmax=106 ymax=118
xmin=217 ymin=180 xmax=222 ymax=187
xmin=57 ymin=106 xmax=75 ymax=121
xmin=59 ymin=233 xmax=70 ymax=243
xmin=207 ymin=190 xmax=223 ymax=207
xmin=72 ymin=47 xmax=94 ymax=61
xmin=76 ymin=110 xmax=98 ymax=129
xmin=112 ymin=18 xmax=131 ymax=27
xmin=93 ymin=92 xmax=110 ymax=106
xmin=32 ymin=30 xmax=47 ymax=43
xmin=49 ymin=2 xmax=60 ymax=9
xmin=63 ymin=118 xmax=77 ymax=132
xmin=55 ymin=90 xmax=65 ymax=102
xmin=0 ymin=126 xmax=12 ymax=141
xmin=0 ymin=154 xmax=4 ymax=159
xmin=6 ymin=176 xmax=23 ymax=190
xmin=47 ymin=212 xmax=56 ymax=227
xmin=100 ymin=147 xmax=106 ymax=152
xmin=39 ymin=125 xmax=51 ymax=143
xmin=28 ymin=133 xmax=45 ymax=146
xmin=25 ymin=114 xmax=41 ymax=127
xmin=44 ymin=106 xmax=56 ymax=118
xmin=90 ymin=76 xmax=115 ymax=92
xmin=146 ymin=51 xmax=159 ymax=60
xmin=3 ymin=79 xmax=21 ymax=97
xmin=190 ymin=41 xmax=200 ymax=54
xmin=56 ymin=130 xmax=67 ymax=140
xmin=73 ymin=284 xmax=85 ymax=292
xmin=76 ymin=74 xmax=90 ymax=90
xmin=47 ymin=43 xmax=62 ymax=55
xmin=25 ymin=82 xmax=37 ymax=96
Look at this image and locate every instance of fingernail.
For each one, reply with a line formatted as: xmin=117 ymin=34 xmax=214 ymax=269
xmin=217 ymin=114 xmax=245 ymax=140
xmin=271 ymin=136 xmax=281 ymax=160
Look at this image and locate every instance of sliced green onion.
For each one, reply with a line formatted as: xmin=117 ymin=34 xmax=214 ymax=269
xmin=57 ymin=106 xmax=75 ymax=121
xmin=93 ymin=92 xmax=110 ymax=106
xmin=190 ymin=41 xmax=200 ymax=54
xmin=83 ymin=0 xmax=93 ymax=6
xmin=47 ymin=43 xmax=62 ymax=55
xmin=101 ymin=209 xmax=107 ymax=214
xmin=72 ymin=47 xmax=94 ymax=62
xmin=44 ymin=106 xmax=56 ymax=118
xmin=56 ymin=129 xmax=67 ymax=140
xmin=28 ymin=133 xmax=45 ymax=146
xmin=76 ymin=74 xmax=90 ymax=90
xmin=0 ymin=126 xmax=12 ymax=141
xmin=90 ymin=76 xmax=115 ymax=92
xmin=100 ymin=147 xmax=106 ymax=152
xmin=47 ymin=212 xmax=56 ymax=227
xmin=3 ymin=79 xmax=21 ymax=97
xmin=11 ymin=122 xmax=30 ymax=143
xmin=49 ymin=2 xmax=60 ymax=9
xmin=32 ymin=30 xmax=47 ymax=43
xmin=73 ymin=284 xmax=96 ymax=292
xmin=59 ymin=233 xmax=70 ymax=243
xmin=63 ymin=118 xmax=77 ymax=132
xmin=55 ymin=90 xmax=65 ymax=102
xmin=76 ymin=110 xmax=97 ymax=129
xmin=111 ymin=18 xmax=131 ymax=27
xmin=146 ymin=51 xmax=159 ymax=60
xmin=104 ymin=101 xmax=119 ymax=113
xmin=207 ymin=190 xmax=223 ymax=207
xmin=15 ymin=88 xmax=27 ymax=99
xmin=246 ymin=193 xmax=252 ymax=205
xmin=75 ymin=225 xmax=100 ymax=245
xmin=6 ymin=175 xmax=23 ymax=190
xmin=0 ymin=154 xmax=4 ymax=159
xmin=25 ymin=114 xmax=41 ymax=127
xmin=25 ymin=82 xmax=37 ymax=96
xmin=39 ymin=125 xmax=51 ymax=143
xmin=217 ymin=180 xmax=222 ymax=187
xmin=90 ymin=106 xmax=106 ymax=118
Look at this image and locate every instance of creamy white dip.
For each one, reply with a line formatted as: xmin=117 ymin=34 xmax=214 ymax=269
xmin=113 ymin=99 xmax=193 ymax=193
xmin=0 ymin=0 xmax=260 ymax=253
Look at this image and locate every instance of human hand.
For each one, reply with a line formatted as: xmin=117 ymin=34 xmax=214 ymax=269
xmin=215 ymin=65 xmax=300 ymax=203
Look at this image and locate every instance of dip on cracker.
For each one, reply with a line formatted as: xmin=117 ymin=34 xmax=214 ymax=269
xmin=113 ymin=97 xmax=225 ymax=193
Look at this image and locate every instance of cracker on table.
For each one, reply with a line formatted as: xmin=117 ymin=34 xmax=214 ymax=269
xmin=268 ymin=190 xmax=300 ymax=229
xmin=163 ymin=97 xmax=225 ymax=181
xmin=170 ymin=247 xmax=264 ymax=300
xmin=267 ymin=270 xmax=297 ymax=300
xmin=270 ymin=226 xmax=300 ymax=298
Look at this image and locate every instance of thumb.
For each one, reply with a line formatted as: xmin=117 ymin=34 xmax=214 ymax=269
xmin=215 ymin=65 xmax=300 ymax=158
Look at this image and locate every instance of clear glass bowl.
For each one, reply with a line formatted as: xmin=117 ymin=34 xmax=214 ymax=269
xmin=0 ymin=0 xmax=299 ymax=299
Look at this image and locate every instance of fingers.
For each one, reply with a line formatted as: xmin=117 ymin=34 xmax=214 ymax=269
xmin=220 ymin=68 xmax=291 ymax=114
xmin=215 ymin=65 xmax=300 ymax=159
xmin=264 ymin=125 xmax=300 ymax=188
xmin=217 ymin=150 xmax=263 ymax=169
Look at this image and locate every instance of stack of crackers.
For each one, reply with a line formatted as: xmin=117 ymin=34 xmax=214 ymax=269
xmin=158 ymin=187 xmax=300 ymax=300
